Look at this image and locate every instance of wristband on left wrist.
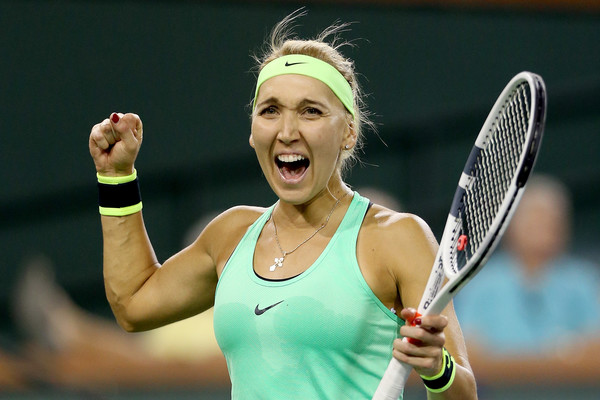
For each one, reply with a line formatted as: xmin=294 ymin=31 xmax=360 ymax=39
xmin=420 ymin=347 xmax=457 ymax=393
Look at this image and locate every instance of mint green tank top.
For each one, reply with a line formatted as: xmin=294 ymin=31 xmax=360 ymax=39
xmin=213 ymin=193 xmax=403 ymax=399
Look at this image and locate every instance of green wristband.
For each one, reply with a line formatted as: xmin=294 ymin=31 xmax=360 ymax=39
xmin=420 ymin=347 xmax=457 ymax=393
xmin=97 ymin=169 xmax=137 ymax=184
xmin=98 ymin=203 xmax=143 ymax=217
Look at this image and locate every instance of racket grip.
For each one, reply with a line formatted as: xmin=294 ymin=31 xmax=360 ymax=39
xmin=371 ymin=357 xmax=412 ymax=400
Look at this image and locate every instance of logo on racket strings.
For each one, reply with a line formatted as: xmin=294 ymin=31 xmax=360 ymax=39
xmin=457 ymin=235 xmax=468 ymax=251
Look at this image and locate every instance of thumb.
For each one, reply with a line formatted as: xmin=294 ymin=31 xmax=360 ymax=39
xmin=109 ymin=112 xmax=123 ymax=140
xmin=400 ymin=308 xmax=421 ymax=326
xmin=401 ymin=308 xmax=423 ymax=345
xmin=111 ymin=112 xmax=143 ymax=149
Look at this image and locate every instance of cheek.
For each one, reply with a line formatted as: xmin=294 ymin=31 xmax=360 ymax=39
xmin=310 ymin=144 xmax=343 ymax=180
xmin=313 ymin=119 xmax=346 ymax=149
xmin=309 ymin=132 xmax=340 ymax=160
xmin=250 ymin=121 xmax=272 ymax=151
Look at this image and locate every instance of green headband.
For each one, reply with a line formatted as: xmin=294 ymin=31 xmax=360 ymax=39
xmin=253 ymin=54 xmax=355 ymax=118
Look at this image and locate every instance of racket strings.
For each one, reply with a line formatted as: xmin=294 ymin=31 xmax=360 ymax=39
xmin=461 ymin=83 xmax=531 ymax=255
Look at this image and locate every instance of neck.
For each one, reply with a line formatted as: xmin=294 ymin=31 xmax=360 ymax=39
xmin=275 ymin=177 xmax=352 ymax=228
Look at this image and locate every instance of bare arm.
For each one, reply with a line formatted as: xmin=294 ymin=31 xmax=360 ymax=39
xmin=89 ymin=113 xmax=219 ymax=332
xmin=100 ymin=212 xmax=219 ymax=331
xmin=359 ymin=207 xmax=477 ymax=399
xmin=392 ymin=215 xmax=477 ymax=399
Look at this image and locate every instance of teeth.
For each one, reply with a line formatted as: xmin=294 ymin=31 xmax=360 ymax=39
xmin=277 ymin=154 xmax=305 ymax=163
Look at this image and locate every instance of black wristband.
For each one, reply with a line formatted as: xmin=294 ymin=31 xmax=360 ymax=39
xmin=96 ymin=170 xmax=143 ymax=216
xmin=98 ymin=179 xmax=142 ymax=208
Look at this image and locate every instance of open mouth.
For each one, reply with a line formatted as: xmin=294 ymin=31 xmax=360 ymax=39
xmin=275 ymin=154 xmax=310 ymax=182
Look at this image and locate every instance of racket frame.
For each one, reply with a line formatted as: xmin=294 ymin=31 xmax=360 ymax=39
xmin=371 ymin=71 xmax=546 ymax=400
xmin=420 ymin=71 xmax=546 ymax=317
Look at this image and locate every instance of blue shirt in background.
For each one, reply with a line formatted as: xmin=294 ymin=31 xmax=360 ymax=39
xmin=454 ymin=252 xmax=600 ymax=356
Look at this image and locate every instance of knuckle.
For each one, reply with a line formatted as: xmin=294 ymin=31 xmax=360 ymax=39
xmin=392 ymin=348 xmax=410 ymax=363
xmin=438 ymin=333 xmax=446 ymax=346
xmin=424 ymin=358 xmax=437 ymax=371
xmin=438 ymin=315 xmax=449 ymax=327
xmin=123 ymin=112 xmax=139 ymax=123
xmin=412 ymin=328 xmax=427 ymax=341
xmin=90 ymin=130 xmax=103 ymax=142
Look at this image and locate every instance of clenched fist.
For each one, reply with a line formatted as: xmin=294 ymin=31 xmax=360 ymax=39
xmin=89 ymin=112 xmax=143 ymax=177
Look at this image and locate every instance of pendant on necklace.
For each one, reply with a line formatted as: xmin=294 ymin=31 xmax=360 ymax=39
xmin=269 ymin=257 xmax=284 ymax=272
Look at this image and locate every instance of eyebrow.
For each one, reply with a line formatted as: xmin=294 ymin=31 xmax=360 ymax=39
xmin=255 ymin=96 xmax=329 ymax=110
xmin=298 ymin=99 xmax=328 ymax=109
xmin=255 ymin=96 xmax=281 ymax=109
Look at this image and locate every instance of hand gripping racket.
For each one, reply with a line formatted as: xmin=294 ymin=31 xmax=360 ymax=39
xmin=372 ymin=71 xmax=547 ymax=399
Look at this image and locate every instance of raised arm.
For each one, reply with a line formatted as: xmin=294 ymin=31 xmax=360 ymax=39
xmin=89 ymin=113 xmax=218 ymax=332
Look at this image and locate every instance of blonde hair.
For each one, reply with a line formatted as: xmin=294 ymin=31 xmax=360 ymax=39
xmin=252 ymin=9 xmax=373 ymax=176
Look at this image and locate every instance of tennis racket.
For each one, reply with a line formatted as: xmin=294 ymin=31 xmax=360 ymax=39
xmin=372 ymin=71 xmax=547 ymax=399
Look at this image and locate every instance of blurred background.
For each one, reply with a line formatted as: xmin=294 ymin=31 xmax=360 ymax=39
xmin=1 ymin=0 xmax=599 ymax=399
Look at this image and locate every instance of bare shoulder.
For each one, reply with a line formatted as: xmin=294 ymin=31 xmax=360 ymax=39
xmin=357 ymin=203 xmax=438 ymax=309
xmin=208 ymin=205 xmax=267 ymax=233
xmin=193 ymin=205 xmax=269 ymax=274
xmin=362 ymin=204 xmax=436 ymax=246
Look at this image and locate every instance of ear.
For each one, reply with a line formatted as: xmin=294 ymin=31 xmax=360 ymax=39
xmin=249 ymin=134 xmax=255 ymax=148
xmin=342 ymin=119 xmax=357 ymax=150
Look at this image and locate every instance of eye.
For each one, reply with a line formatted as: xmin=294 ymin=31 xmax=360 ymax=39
xmin=258 ymin=105 xmax=278 ymax=116
xmin=303 ymin=107 xmax=323 ymax=118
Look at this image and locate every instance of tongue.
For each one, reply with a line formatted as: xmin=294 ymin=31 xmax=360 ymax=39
xmin=281 ymin=164 xmax=307 ymax=180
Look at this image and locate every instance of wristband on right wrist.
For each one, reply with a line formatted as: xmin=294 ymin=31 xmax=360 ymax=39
xmin=97 ymin=169 xmax=143 ymax=216
xmin=420 ymin=347 xmax=457 ymax=393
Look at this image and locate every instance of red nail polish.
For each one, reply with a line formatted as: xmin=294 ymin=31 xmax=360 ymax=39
xmin=111 ymin=113 xmax=120 ymax=123
xmin=414 ymin=318 xmax=422 ymax=326
xmin=407 ymin=337 xmax=423 ymax=345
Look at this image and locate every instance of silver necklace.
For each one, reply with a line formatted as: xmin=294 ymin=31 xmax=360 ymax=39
xmin=269 ymin=192 xmax=348 ymax=272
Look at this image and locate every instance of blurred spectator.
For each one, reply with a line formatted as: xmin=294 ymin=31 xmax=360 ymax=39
xmin=8 ymin=213 xmax=229 ymax=391
xmin=455 ymin=175 xmax=600 ymax=386
xmin=0 ymin=348 xmax=31 ymax=390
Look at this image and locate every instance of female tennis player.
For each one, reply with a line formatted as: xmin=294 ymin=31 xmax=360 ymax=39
xmin=88 ymin=11 xmax=476 ymax=400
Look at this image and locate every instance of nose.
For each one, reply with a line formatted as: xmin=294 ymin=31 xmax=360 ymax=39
xmin=277 ymin=111 xmax=300 ymax=144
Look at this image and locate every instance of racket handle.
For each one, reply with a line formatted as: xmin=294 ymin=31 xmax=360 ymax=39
xmin=371 ymin=357 xmax=412 ymax=400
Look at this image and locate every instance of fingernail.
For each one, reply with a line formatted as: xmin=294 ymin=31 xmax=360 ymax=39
xmin=413 ymin=318 xmax=422 ymax=326
xmin=111 ymin=113 xmax=120 ymax=123
xmin=407 ymin=337 xmax=422 ymax=345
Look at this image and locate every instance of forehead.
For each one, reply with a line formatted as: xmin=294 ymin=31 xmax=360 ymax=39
xmin=256 ymin=74 xmax=342 ymax=106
